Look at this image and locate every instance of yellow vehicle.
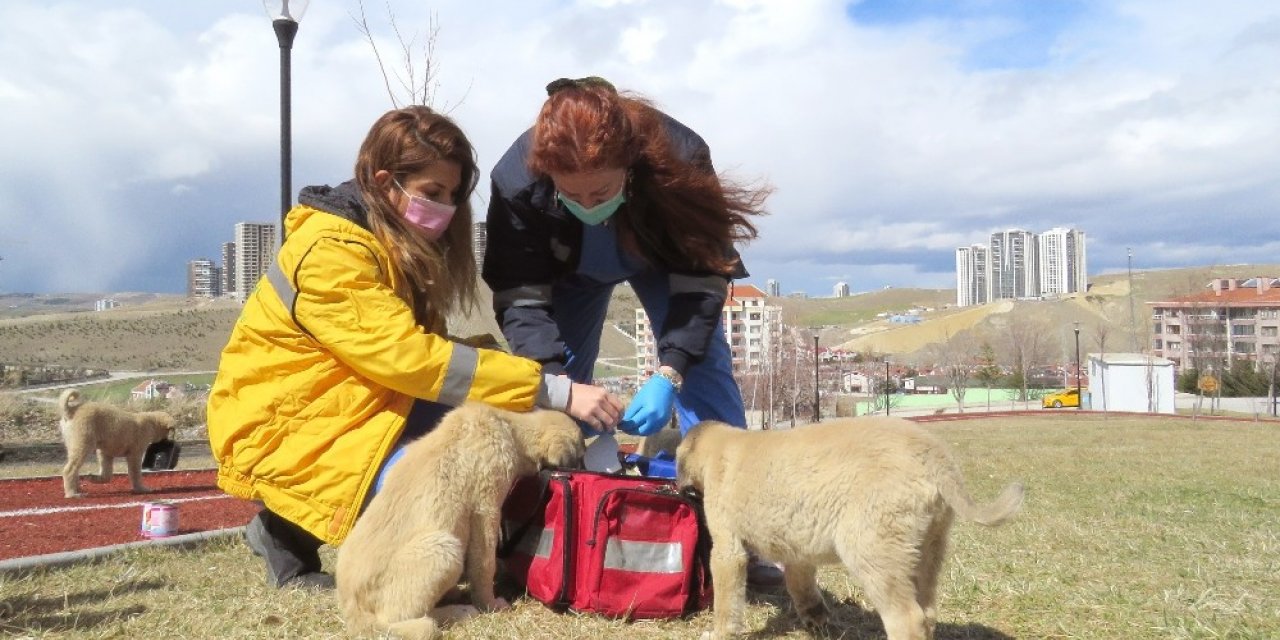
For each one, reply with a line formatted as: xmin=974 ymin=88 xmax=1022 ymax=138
xmin=1042 ymin=388 xmax=1080 ymax=409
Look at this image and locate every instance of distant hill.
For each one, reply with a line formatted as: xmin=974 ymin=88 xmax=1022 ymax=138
xmin=2 ymin=264 xmax=1276 ymax=373
xmin=825 ymin=264 xmax=1280 ymax=363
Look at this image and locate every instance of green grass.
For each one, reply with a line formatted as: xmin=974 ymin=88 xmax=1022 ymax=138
xmin=2 ymin=415 xmax=1278 ymax=639
xmin=25 ymin=374 xmax=216 ymax=403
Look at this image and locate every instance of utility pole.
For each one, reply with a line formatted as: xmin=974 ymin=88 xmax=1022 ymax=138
xmin=884 ymin=359 xmax=891 ymax=416
xmin=812 ymin=332 xmax=820 ymax=422
xmin=1127 ymin=247 xmax=1139 ymax=352
xmin=1074 ymin=322 xmax=1083 ymax=410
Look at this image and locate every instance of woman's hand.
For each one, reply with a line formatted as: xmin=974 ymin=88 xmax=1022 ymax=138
xmin=617 ymin=374 xmax=677 ymax=436
xmin=566 ymin=382 xmax=624 ymax=433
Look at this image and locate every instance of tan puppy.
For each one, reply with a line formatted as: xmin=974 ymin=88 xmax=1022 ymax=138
xmin=336 ymin=403 xmax=586 ymax=640
xmin=676 ymin=417 xmax=1024 ymax=640
xmin=58 ymin=388 xmax=175 ymax=499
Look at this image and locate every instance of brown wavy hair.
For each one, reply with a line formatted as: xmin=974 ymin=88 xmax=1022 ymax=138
xmin=353 ymin=106 xmax=479 ymax=331
xmin=528 ymin=82 xmax=769 ymax=275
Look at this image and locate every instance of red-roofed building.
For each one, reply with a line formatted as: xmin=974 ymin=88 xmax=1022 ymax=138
xmin=130 ymin=379 xmax=173 ymax=401
xmin=635 ymin=282 xmax=782 ymax=375
xmin=1148 ymin=277 xmax=1280 ymax=371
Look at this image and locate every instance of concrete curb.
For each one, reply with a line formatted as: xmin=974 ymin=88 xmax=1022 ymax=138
xmin=0 ymin=525 xmax=245 ymax=577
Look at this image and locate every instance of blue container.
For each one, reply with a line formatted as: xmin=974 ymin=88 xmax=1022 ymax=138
xmin=622 ymin=450 xmax=677 ymax=479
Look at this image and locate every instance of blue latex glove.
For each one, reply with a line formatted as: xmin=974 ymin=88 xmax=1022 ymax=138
xmin=618 ymin=374 xmax=676 ymax=436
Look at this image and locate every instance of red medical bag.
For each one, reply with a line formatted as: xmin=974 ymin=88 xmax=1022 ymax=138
xmin=499 ymin=469 xmax=712 ymax=619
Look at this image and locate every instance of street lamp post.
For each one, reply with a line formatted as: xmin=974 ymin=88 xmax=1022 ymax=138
xmin=812 ymin=333 xmax=820 ymax=422
xmin=1073 ymin=322 xmax=1082 ymax=410
xmin=265 ymin=1 xmax=310 ymax=243
xmin=884 ymin=359 xmax=891 ymax=416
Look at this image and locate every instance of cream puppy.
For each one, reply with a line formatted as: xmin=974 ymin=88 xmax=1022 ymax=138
xmin=58 ymin=388 xmax=175 ymax=499
xmin=676 ymin=416 xmax=1024 ymax=640
xmin=336 ymin=403 xmax=585 ymax=640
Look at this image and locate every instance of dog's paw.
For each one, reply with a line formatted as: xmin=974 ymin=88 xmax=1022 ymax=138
xmin=798 ymin=602 xmax=831 ymax=629
xmin=432 ymin=604 xmax=481 ymax=626
xmin=472 ymin=596 xmax=510 ymax=613
xmin=701 ymin=622 xmax=746 ymax=639
xmin=64 ymin=492 xmax=83 ymax=499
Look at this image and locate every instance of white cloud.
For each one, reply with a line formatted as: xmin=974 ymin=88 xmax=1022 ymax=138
xmin=0 ymin=0 xmax=1277 ymax=295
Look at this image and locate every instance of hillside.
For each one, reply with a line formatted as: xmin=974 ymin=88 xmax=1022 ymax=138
xmin=831 ymin=263 xmax=1280 ymax=363
xmin=0 ymin=296 xmax=242 ymax=371
xmin=2 ymin=264 xmax=1276 ymax=373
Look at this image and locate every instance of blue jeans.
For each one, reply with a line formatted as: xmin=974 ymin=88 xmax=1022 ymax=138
xmin=551 ymin=269 xmax=746 ymax=436
xmin=367 ymin=400 xmax=450 ymax=506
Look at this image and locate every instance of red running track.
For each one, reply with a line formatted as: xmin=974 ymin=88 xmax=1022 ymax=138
xmin=0 ymin=470 xmax=260 ymax=561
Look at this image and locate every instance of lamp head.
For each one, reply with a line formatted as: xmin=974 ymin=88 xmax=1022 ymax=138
xmin=263 ymin=0 xmax=310 ymax=22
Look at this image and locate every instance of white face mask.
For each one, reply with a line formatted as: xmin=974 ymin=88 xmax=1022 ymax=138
xmin=396 ymin=180 xmax=456 ymax=240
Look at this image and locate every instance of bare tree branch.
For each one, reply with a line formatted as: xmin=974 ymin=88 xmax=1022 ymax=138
xmin=353 ymin=0 xmax=399 ymax=108
xmin=352 ymin=1 xmax=460 ymax=110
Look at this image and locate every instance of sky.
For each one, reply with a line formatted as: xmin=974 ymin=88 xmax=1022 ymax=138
xmin=1 ymin=0 xmax=1277 ymax=297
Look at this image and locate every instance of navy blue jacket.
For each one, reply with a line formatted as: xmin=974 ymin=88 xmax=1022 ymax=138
xmin=483 ymin=114 xmax=748 ymax=377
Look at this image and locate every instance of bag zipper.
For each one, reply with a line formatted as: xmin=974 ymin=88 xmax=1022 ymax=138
xmin=548 ymin=471 xmax=575 ymax=609
xmin=586 ymin=484 xmax=687 ymax=548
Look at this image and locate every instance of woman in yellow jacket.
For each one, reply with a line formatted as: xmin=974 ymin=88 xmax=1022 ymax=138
xmin=207 ymin=106 xmax=623 ymax=589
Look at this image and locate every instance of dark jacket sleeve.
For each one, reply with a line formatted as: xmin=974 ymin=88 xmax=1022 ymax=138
xmin=655 ymin=271 xmax=731 ymax=375
xmin=483 ymin=159 xmax=571 ymax=376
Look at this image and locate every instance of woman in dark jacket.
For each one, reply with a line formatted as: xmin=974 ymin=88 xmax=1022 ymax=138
xmin=484 ymin=76 xmax=769 ymax=439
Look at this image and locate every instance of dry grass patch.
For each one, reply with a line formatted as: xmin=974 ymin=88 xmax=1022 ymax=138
xmin=1 ymin=415 xmax=1277 ymax=639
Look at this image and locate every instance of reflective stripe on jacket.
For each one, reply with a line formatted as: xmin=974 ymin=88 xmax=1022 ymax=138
xmin=208 ymin=203 xmax=544 ymax=545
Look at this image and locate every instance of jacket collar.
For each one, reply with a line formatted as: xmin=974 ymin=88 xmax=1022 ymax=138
xmin=297 ymin=180 xmax=371 ymax=230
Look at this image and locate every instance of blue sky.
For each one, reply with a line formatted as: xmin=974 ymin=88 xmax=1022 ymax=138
xmin=1 ymin=0 xmax=1278 ymax=297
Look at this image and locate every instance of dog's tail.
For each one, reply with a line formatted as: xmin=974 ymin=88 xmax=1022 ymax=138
xmin=58 ymin=388 xmax=84 ymax=421
xmin=938 ymin=469 xmax=1025 ymax=527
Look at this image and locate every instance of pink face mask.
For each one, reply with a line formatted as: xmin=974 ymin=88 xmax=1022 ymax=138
xmin=396 ymin=180 xmax=456 ymax=240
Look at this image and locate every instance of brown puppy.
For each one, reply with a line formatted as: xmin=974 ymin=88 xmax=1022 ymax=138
xmin=676 ymin=417 xmax=1024 ymax=640
xmin=58 ymin=388 xmax=176 ymax=499
xmin=336 ymin=403 xmax=586 ymax=640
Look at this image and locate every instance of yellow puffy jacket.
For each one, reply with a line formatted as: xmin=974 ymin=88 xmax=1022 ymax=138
xmin=208 ymin=190 xmax=544 ymax=545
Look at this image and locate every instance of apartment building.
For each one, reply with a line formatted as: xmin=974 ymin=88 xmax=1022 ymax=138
xmin=1149 ymin=277 xmax=1280 ymax=371
xmin=833 ymin=282 xmax=850 ymax=298
xmin=634 ymin=283 xmax=780 ymax=375
xmin=955 ymin=227 xmax=1087 ymax=307
xmin=1038 ymin=228 xmax=1087 ymax=297
xmin=955 ymin=244 xmax=989 ymax=307
xmin=990 ymin=229 xmax=1039 ymax=301
xmin=221 ymin=241 xmax=236 ymax=297
xmin=766 ymin=279 xmax=780 ymax=297
xmin=233 ymin=222 xmax=277 ymax=301
xmin=187 ymin=259 xmax=222 ymax=298
xmin=471 ymin=221 xmax=487 ymax=273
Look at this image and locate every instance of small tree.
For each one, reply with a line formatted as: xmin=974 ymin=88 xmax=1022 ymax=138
xmin=973 ymin=342 xmax=1001 ymax=411
xmin=930 ymin=331 xmax=975 ymax=413
xmin=353 ymin=1 xmax=469 ymax=110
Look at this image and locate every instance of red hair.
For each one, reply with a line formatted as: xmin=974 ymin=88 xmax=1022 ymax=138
xmin=530 ymin=84 xmax=768 ymax=275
